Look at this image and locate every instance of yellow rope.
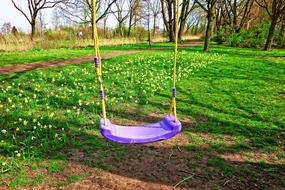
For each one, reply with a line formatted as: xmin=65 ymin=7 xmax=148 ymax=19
xmin=169 ymin=0 xmax=179 ymax=122
xmin=92 ymin=0 xmax=179 ymax=125
xmin=92 ymin=0 xmax=107 ymax=125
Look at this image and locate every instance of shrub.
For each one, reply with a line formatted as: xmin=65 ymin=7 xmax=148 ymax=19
xmin=212 ymin=29 xmax=227 ymax=44
xmin=225 ymin=24 xmax=270 ymax=48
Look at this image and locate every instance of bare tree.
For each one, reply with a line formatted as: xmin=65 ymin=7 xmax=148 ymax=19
xmin=59 ymin=0 xmax=116 ymax=36
xmin=127 ymin=0 xmax=141 ymax=37
xmin=37 ymin=10 xmax=46 ymax=37
xmin=160 ymin=0 xmax=175 ymax=41
xmin=11 ymin=0 xmax=63 ymax=39
xmin=149 ymin=0 xmax=161 ymax=37
xmin=186 ymin=8 xmax=205 ymax=34
xmin=178 ymin=0 xmax=196 ymax=40
xmin=142 ymin=0 xmax=152 ymax=45
xmin=255 ymin=0 xmax=285 ymax=50
xmin=160 ymin=0 xmax=196 ymax=41
xmin=195 ymin=0 xmax=217 ymax=51
xmin=112 ymin=0 xmax=130 ymax=37
xmin=52 ymin=8 xmax=61 ymax=29
xmin=1 ymin=22 xmax=12 ymax=34
xmin=223 ymin=0 xmax=255 ymax=32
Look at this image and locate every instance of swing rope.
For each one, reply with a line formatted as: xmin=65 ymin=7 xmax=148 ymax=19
xmin=91 ymin=0 xmax=179 ymax=126
xmin=92 ymin=0 xmax=107 ymax=126
xmin=169 ymin=0 xmax=180 ymax=122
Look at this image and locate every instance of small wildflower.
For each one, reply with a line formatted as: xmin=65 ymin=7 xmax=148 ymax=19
xmin=1 ymin=129 xmax=7 ymax=134
xmin=16 ymin=153 xmax=21 ymax=157
xmin=49 ymin=113 xmax=54 ymax=118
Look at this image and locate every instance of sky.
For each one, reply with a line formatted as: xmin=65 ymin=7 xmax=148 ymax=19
xmin=0 ymin=0 xmax=53 ymax=32
xmin=0 ymin=0 xmax=162 ymax=33
xmin=0 ymin=0 xmax=122 ymax=32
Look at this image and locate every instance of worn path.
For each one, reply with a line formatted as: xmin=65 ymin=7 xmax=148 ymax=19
xmin=0 ymin=41 xmax=201 ymax=74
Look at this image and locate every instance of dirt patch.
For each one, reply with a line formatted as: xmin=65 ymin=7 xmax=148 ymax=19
xmin=0 ymin=50 xmax=141 ymax=74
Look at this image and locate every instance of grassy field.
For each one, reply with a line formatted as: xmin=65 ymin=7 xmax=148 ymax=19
xmin=0 ymin=44 xmax=284 ymax=189
xmin=0 ymin=42 xmax=174 ymax=67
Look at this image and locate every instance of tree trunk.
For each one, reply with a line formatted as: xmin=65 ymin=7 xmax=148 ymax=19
xmin=178 ymin=15 xmax=187 ymax=41
xmin=31 ymin=21 xmax=36 ymax=40
xmin=280 ymin=16 xmax=285 ymax=47
xmin=233 ymin=0 xmax=238 ymax=32
xmin=119 ymin=22 xmax=124 ymax=37
xmin=148 ymin=14 xmax=151 ymax=46
xmin=168 ymin=1 xmax=175 ymax=42
xmin=103 ymin=19 xmax=107 ymax=38
xmin=128 ymin=14 xmax=133 ymax=37
xmin=204 ymin=7 xmax=215 ymax=51
xmin=264 ymin=18 xmax=277 ymax=51
xmin=153 ymin=16 xmax=156 ymax=37
xmin=178 ymin=0 xmax=190 ymax=41
xmin=169 ymin=23 xmax=175 ymax=42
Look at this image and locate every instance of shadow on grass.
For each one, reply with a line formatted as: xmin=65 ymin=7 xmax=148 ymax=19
xmin=52 ymin=117 xmax=285 ymax=190
xmin=1 ymin=44 xmax=285 ymax=189
xmin=2 ymin=101 xmax=284 ymax=189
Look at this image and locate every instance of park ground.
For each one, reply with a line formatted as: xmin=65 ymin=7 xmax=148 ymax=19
xmin=0 ymin=42 xmax=284 ymax=189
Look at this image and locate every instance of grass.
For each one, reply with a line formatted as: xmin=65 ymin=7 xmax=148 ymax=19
xmin=0 ymin=42 xmax=174 ymax=67
xmin=0 ymin=44 xmax=284 ymax=189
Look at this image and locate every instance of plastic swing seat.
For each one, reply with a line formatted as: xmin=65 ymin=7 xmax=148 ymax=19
xmin=92 ymin=0 xmax=182 ymax=144
xmin=99 ymin=115 xmax=182 ymax=144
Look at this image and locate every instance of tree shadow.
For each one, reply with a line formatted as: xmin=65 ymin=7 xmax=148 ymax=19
xmin=54 ymin=122 xmax=285 ymax=190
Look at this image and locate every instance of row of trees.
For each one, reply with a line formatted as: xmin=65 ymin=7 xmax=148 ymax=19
xmin=9 ymin=0 xmax=285 ymax=51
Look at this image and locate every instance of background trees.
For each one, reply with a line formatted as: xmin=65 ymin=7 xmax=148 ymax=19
xmin=11 ymin=0 xmax=63 ymax=39
xmin=255 ymin=0 xmax=285 ymax=50
xmin=7 ymin=0 xmax=285 ymax=51
xmin=195 ymin=0 xmax=217 ymax=51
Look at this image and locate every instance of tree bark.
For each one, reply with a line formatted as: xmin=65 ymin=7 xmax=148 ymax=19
xmin=153 ymin=16 xmax=156 ymax=37
xmin=31 ymin=18 xmax=36 ymax=40
xmin=264 ymin=18 xmax=277 ymax=50
xmin=128 ymin=15 xmax=133 ymax=37
xmin=168 ymin=1 xmax=175 ymax=42
xmin=119 ymin=22 xmax=124 ymax=37
xmin=204 ymin=13 xmax=213 ymax=51
xmin=204 ymin=2 xmax=216 ymax=51
xmin=280 ymin=15 xmax=285 ymax=47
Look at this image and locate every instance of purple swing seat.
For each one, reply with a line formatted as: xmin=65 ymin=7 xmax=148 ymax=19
xmin=99 ymin=115 xmax=182 ymax=144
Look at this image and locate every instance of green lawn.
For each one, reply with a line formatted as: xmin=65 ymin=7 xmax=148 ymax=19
xmin=0 ymin=45 xmax=284 ymax=189
xmin=0 ymin=42 xmax=173 ymax=67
